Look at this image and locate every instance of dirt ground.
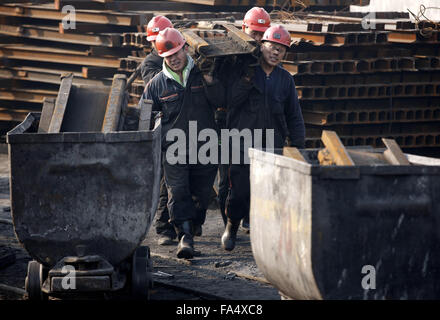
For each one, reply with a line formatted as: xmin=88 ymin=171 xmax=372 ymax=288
xmin=0 ymin=150 xmax=280 ymax=300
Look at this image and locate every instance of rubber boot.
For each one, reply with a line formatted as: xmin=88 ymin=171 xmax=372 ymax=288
xmin=221 ymin=219 xmax=240 ymax=251
xmin=176 ymin=221 xmax=194 ymax=259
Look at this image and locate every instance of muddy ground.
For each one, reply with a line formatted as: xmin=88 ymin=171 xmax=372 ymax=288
xmin=0 ymin=151 xmax=280 ymax=300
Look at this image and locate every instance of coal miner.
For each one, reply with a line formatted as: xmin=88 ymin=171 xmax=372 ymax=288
xmin=142 ymin=28 xmax=225 ymax=259
xmin=141 ymin=15 xmax=173 ymax=84
xmin=140 ymin=16 xmax=177 ymax=247
xmin=221 ymin=25 xmax=305 ymax=251
xmin=216 ymin=7 xmax=272 ymax=232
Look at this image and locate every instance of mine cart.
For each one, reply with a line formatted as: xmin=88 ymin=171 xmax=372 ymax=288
xmin=249 ymin=132 xmax=440 ymax=300
xmin=7 ymin=73 xmax=161 ymax=300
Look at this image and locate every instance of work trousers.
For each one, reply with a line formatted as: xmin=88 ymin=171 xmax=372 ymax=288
xmin=154 ymin=172 xmax=176 ymax=237
xmin=225 ymin=164 xmax=250 ymax=222
xmin=217 ymin=164 xmax=229 ymax=225
xmin=163 ymin=155 xmax=218 ymax=226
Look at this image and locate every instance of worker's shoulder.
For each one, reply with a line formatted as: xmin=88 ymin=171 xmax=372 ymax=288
xmin=145 ymin=50 xmax=163 ymax=64
xmin=145 ymin=71 xmax=166 ymax=91
xmin=275 ymin=65 xmax=293 ymax=79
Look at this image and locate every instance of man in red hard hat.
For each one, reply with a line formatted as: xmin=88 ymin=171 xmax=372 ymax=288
xmin=221 ymin=25 xmax=305 ymax=251
xmin=140 ymin=15 xmax=177 ymax=247
xmin=141 ymin=15 xmax=173 ymax=84
xmin=242 ymin=7 xmax=271 ymax=43
xmin=216 ymin=7 xmax=272 ymax=233
xmin=141 ymin=28 xmax=224 ymax=259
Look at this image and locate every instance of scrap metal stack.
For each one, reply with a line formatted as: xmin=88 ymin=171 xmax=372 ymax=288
xmin=279 ymin=13 xmax=440 ymax=151
xmin=0 ymin=0 xmax=245 ymax=132
xmin=1 ymin=0 xmax=439 ymax=153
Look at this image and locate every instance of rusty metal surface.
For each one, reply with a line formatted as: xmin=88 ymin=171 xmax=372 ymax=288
xmin=38 ymin=97 xmax=55 ymax=133
xmin=182 ymin=27 xmax=256 ymax=58
xmin=0 ymin=45 xmax=121 ymax=68
xmin=102 ymin=74 xmax=126 ymax=133
xmin=48 ymin=73 xmax=73 ymax=133
xmin=0 ymin=2 xmax=439 ymax=150
xmin=6 ymin=112 xmax=162 ymax=267
xmin=249 ymin=147 xmax=440 ymax=299
xmin=169 ymin=0 xmax=369 ymax=6
xmin=0 ymin=24 xmax=121 ymax=47
xmin=0 ymin=3 xmax=146 ymax=26
xmin=60 ymin=85 xmax=109 ymax=132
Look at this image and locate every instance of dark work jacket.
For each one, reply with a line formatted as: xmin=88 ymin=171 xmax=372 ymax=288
xmin=228 ymin=64 xmax=305 ymax=156
xmin=141 ymin=50 xmax=163 ymax=85
xmin=143 ymin=66 xmax=225 ymax=156
xmin=217 ymin=54 xmax=257 ymax=113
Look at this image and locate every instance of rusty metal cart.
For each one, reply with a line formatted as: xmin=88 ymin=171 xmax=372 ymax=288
xmin=249 ymin=141 xmax=440 ymax=300
xmin=6 ymin=73 xmax=161 ymax=300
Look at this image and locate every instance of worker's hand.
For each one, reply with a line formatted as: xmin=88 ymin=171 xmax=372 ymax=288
xmin=202 ymin=57 xmax=222 ymax=84
xmin=203 ymin=74 xmax=214 ymax=84
xmin=242 ymin=65 xmax=255 ymax=83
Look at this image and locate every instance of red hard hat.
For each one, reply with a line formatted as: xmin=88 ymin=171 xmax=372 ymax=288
xmin=146 ymin=16 xmax=173 ymax=42
xmin=262 ymin=25 xmax=291 ymax=48
xmin=155 ymin=28 xmax=186 ymax=57
xmin=242 ymin=7 xmax=270 ymax=33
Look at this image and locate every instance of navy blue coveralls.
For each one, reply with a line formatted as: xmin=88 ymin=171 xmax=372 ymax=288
xmin=144 ymin=65 xmax=225 ymax=227
xmin=141 ymin=50 xmax=175 ymax=238
xmin=225 ymin=64 xmax=305 ymax=222
xmin=141 ymin=49 xmax=163 ymax=84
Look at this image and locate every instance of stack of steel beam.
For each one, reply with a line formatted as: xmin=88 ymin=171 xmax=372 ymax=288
xmin=168 ymin=0 xmax=370 ymax=7
xmin=0 ymin=0 xmax=245 ymax=129
xmin=1 ymin=1 xmax=439 ymax=153
xmin=276 ymin=14 xmax=440 ymax=151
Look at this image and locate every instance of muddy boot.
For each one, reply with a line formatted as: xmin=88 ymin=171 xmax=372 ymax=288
xmin=157 ymin=233 xmax=175 ymax=246
xmin=176 ymin=221 xmax=194 ymax=259
xmin=221 ymin=219 xmax=240 ymax=251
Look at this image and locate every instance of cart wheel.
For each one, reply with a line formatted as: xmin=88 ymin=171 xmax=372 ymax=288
xmin=25 ymin=261 xmax=48 ymax=301
xmin=131 ymin=246 xmax=151 ymax=300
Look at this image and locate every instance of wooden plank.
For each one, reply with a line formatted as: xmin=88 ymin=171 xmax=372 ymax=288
xmin=382 ymin=138 xmax=410 ymax=165
xmin=321 ymin=130 xmax=355 ymax=166
xmin=102 ymin=74 xmax=126 ymax=133
xmin=38 ymin=97 xmax=56 ymax=133
xmin=347 ymin=150 xmax=388 ymax=166
xmin=318 ymin=148 xmax=334 ymax=166
xmin=283 ymin=147 xmax=307 ymax=163
xmin=48 ymin=73 xmax=73 ymax=133
xmin=407 ymin=154 xmax=440 ymax=166
xmin=138 ymin=98 xmax=153 ymax=131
